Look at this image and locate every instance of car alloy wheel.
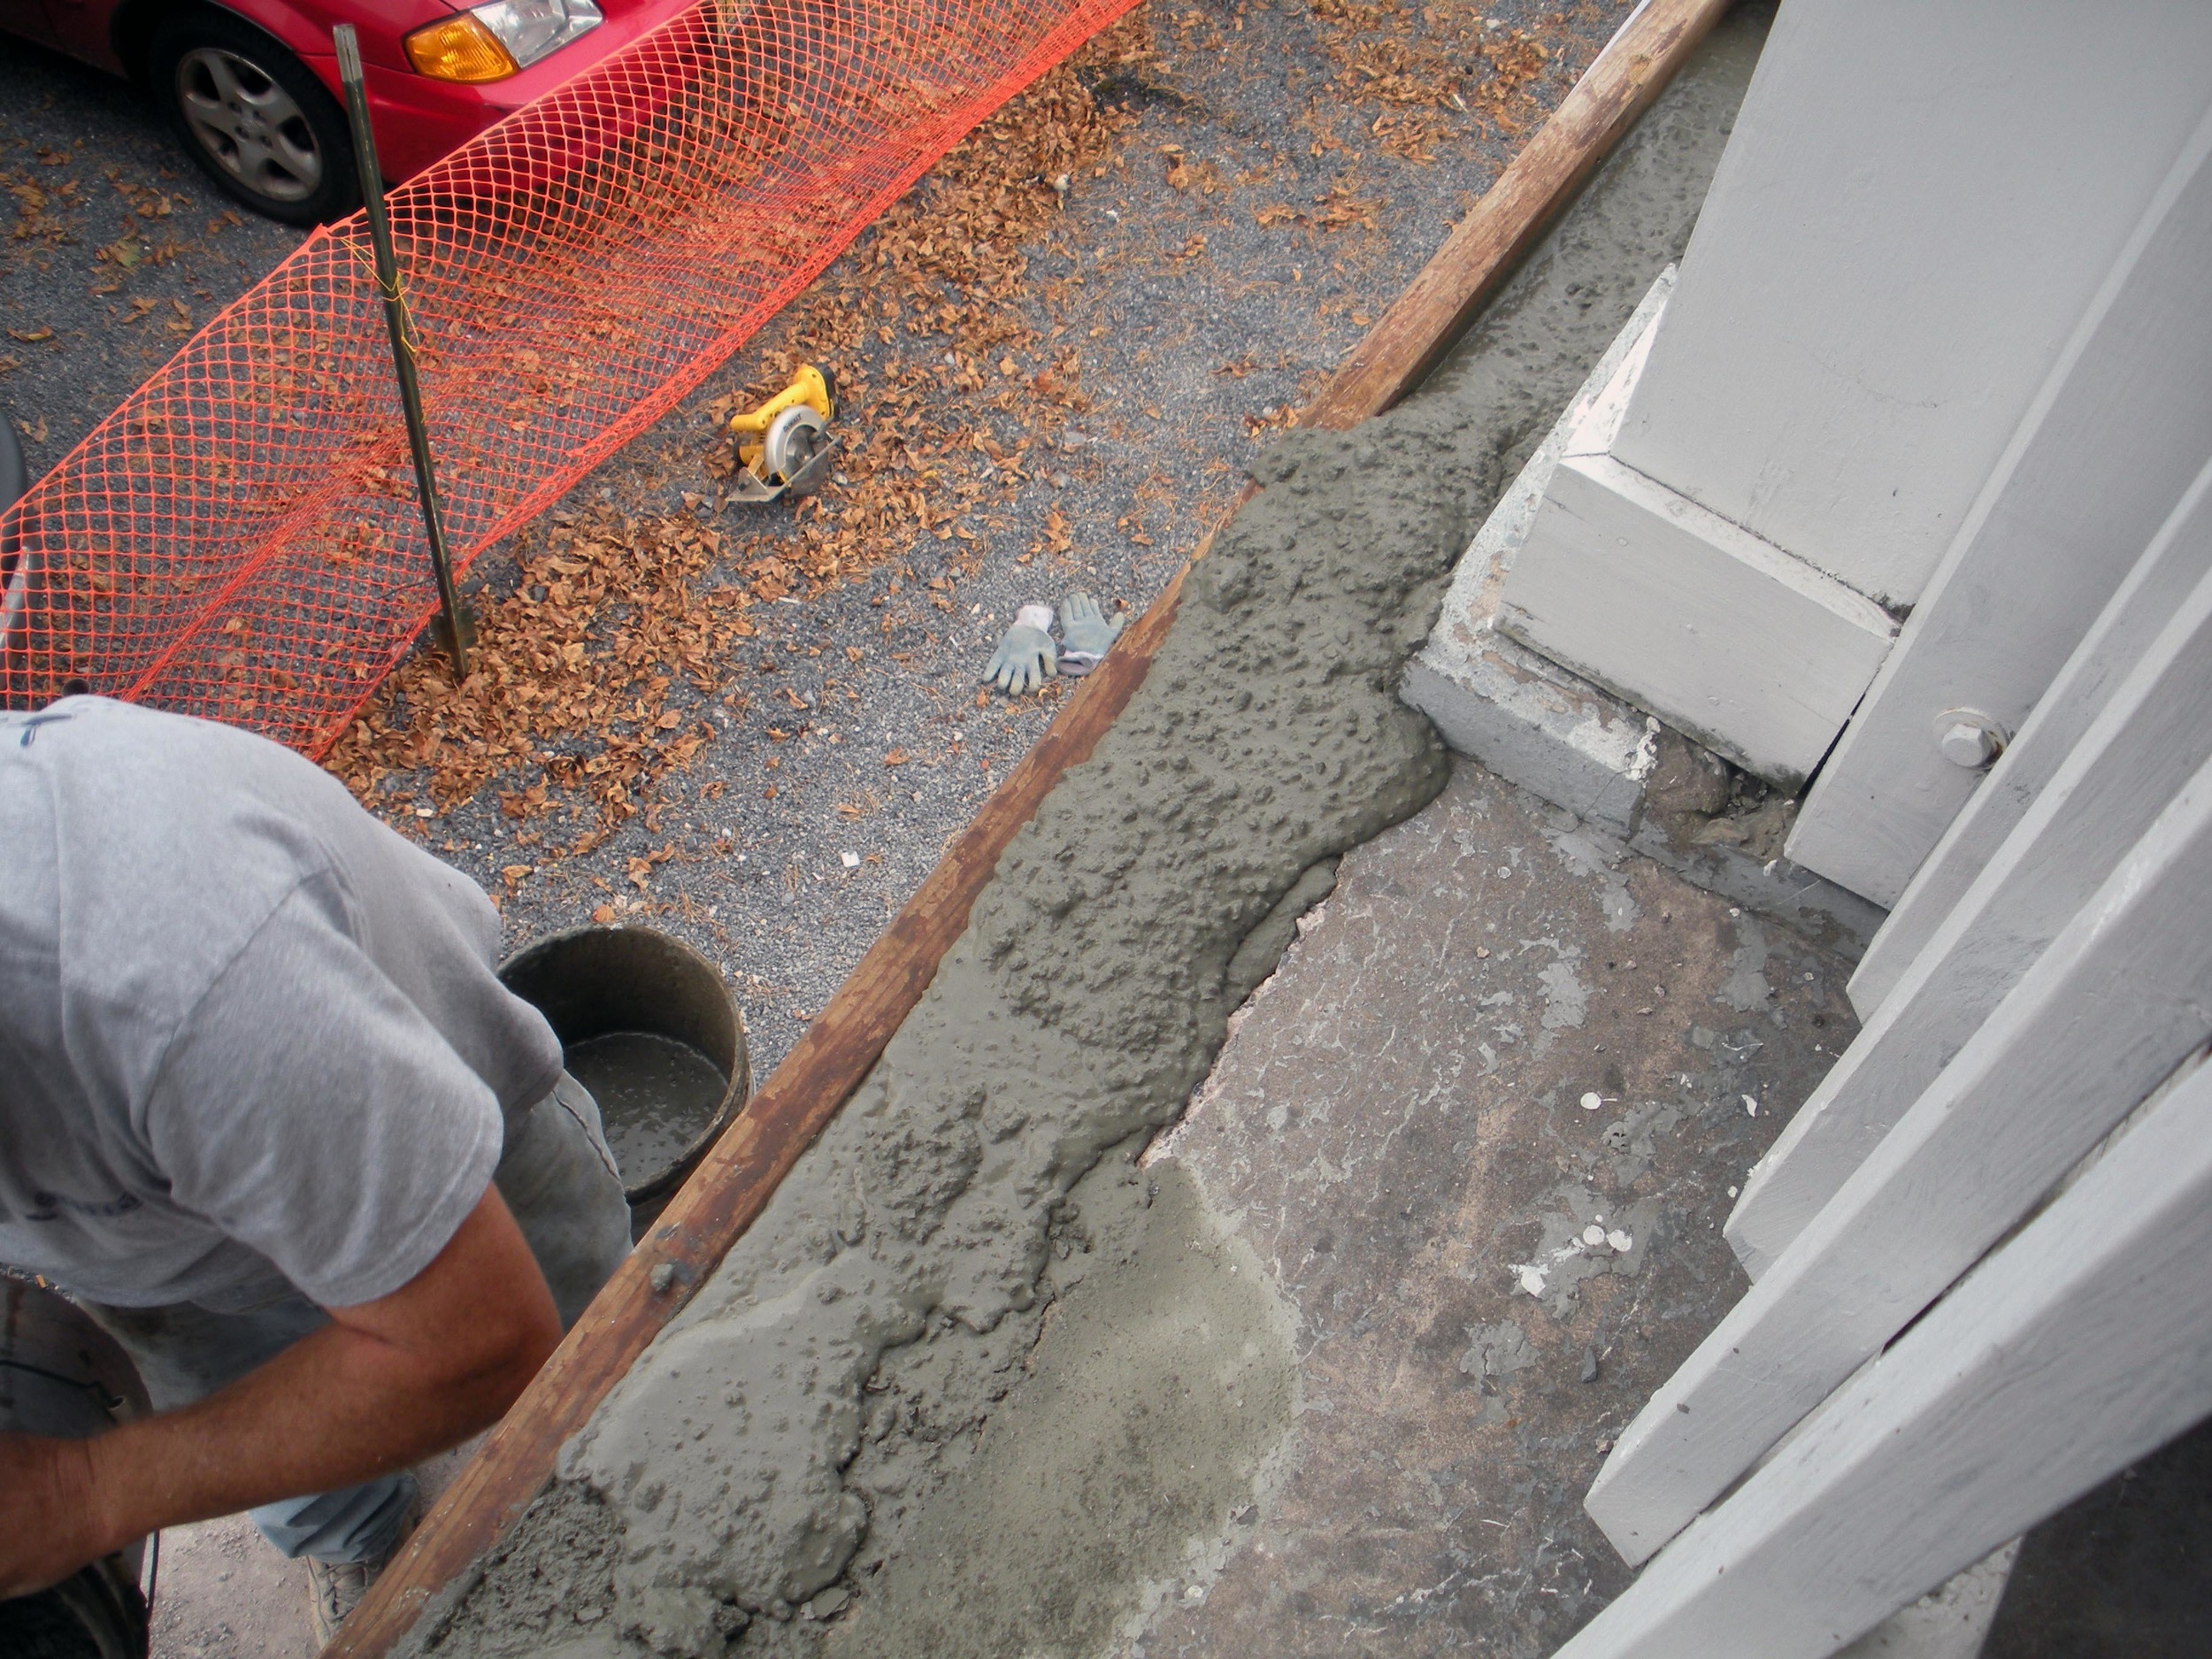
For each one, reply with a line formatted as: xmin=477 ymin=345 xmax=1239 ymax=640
xmin=174 ymin=44 xmax=325 ymax=205
xmin=150 ymin=8 xmax=357 ymax=226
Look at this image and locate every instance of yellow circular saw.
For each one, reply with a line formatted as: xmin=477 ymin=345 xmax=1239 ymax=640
xmin=728 ymin=364 xmax=838 ymax=504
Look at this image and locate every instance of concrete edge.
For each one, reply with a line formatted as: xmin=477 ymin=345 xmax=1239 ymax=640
xmin=1402 ymin=268 xmax=1886 ymax=955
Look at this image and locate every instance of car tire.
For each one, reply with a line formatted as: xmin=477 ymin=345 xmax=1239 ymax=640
xmin=147 ymin=8 xmax=360 ymax=226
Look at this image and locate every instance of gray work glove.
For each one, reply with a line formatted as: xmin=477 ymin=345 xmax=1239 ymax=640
xmin=986 ymin=603 xmax=1059 ymax=695
xmin=1056 ymin=591 xmax=1125 ymax=676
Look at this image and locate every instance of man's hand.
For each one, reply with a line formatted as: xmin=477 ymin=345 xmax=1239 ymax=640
xmin=0 ymin=1432 xmax=103 ymax=1601
xmin=0 ymin=1185 xmax=560 ymax=1599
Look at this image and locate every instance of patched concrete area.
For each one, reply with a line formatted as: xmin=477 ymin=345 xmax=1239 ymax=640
xmin=1130 ymin=757 xmax=1858 ymax=1655
xmin=829 ymin=1159 xmax=1301 ymax=1658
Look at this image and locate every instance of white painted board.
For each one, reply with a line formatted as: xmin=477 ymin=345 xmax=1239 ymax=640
xmin=1498 ymin=449 xmax=1893 ymax=787
xmin=1848 ymin=453 xmax=2212 ymax=1015
xmin=1611 ymin=0 xmax=2212 ymax=610
xmin=1726 ymin=545 xmax=2212 ymax=1277
xmin=1557 ymin=1055 xmax=2212 ymax=1659
xmin=1785 ymin=96 xmax=2212 ymax=907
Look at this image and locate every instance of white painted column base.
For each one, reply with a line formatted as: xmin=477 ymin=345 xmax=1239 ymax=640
xmin=1403 ymin=273 xmax=1886 ymax=948
xmin=1494 ymin=283 xmax=1896 ymax=790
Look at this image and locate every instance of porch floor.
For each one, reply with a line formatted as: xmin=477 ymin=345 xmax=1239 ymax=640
xmin=1117 ymin=755 xmax=1855 ymax=1655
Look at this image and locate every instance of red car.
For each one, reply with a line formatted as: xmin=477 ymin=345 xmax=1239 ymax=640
xmin=0 ymin=0 xmax=699 ymax=223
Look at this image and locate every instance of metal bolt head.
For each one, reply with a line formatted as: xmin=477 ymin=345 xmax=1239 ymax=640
xmin=1934 ymin=710 xmax=2005 ymax=770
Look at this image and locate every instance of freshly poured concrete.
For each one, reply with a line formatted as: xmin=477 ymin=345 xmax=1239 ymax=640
xmin=404 ymin=13 xmax=1778 ymax=1655
xmin=829 ymin=1157 xmax=1299 ymax=1657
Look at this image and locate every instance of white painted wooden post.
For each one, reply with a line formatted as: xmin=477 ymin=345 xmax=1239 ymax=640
xmin=1784 ymin=93 xmax=2212 ymax=904
xmin=1847 ymin=455 xmax=2212 ymax=1014
xmin=1494 ymin=302 xmax=1895 ymax=784
xmin=1493 ymin=1 xmax=2212 ymax=813
xmin=1607 ymin=1 xmax=2212 ymax=615
xmin=1555 ymin=1053 xmax=2212 ymax=1659
xmin=1583 ymin=752 xmax=2212 ymax=1563
xmin=1723 ymin=532 xmax=2212 ymax=1277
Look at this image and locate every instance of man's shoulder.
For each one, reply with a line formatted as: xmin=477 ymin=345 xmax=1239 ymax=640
xmin=0 ymin=699 xmax=358 ymax=1045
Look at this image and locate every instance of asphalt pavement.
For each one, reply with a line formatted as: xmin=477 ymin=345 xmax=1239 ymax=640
xmin=1 ymin=36 xmax=303 ymax=471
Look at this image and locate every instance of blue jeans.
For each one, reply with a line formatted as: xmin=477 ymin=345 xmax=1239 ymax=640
xmin=82 ymin=1073 xmax=630 ymax=1564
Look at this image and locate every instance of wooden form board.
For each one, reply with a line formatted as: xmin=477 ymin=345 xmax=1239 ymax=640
xmin=1785 ymin=95 xmax=2212 ymax=909
xmin=1585 ymin=752 xmax=2212 ymax=1564
xmin=1848 ymin=454 xmax=2212 ymax=1014
xmin=1559 ymin=1051 xmax=2212 ymax=1659
xmin=324 ymin=4 xmax=1732 ymax=1652
xmin=1725 ymin=541 xmax=2212 ymax=1278
xmin=1298 ymin=0 xmax=1728 ymax=432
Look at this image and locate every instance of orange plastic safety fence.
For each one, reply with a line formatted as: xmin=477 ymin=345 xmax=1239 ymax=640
xmin=0 ymin=0 xmax=1138 ymax=751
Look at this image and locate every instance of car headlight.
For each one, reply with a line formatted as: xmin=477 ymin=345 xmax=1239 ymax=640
xmin=405 ymin=0 xmax=603 ymax=82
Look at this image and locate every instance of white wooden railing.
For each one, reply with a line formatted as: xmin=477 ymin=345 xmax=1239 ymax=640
xmin=1553 ymin=457 xmax=2212 ymax=1654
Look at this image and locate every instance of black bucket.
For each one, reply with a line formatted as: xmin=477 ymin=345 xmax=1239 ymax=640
xmin=499 ymin=926 xmax=749 ymax=1208
xmin=0 ymin=1281 xmax=152 ymax=1659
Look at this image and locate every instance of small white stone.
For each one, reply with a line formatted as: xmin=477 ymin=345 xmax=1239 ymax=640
xmin=1727 ymin=1186 xmax=1739 ymax=1198
xmin=1743 ymin=1094 xmax=1760 ymax=1117
xmin=1607 ymin=1229 xmax=1634 ymax=1253
xmin=1582 ymin=1225 xmax=1607 ymax=1248
xmin=1517 ymin=1265 xmax=1547 ymax=1296
xmin=841 ymin=850 xmax=861 ymax=870
xmin=1579 ymin=1091 xmax=1603 ymax=1111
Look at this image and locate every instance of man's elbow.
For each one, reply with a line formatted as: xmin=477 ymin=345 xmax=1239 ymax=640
xmin=461 ymin=1287 xmax=562 ymax=1415
xmin=396 ymin=1202 xmax=566 ymax=1418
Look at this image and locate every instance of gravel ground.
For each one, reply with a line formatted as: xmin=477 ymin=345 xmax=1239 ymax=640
xmin=5 ymin=0 xmax=1632 ymax=1107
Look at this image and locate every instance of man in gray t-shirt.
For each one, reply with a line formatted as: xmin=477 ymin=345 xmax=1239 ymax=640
xmin=0 ymin=696 xmax=631 ymax=1638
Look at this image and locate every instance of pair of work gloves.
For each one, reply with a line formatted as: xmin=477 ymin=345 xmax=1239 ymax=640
xmin=984 ymin=593 xmax=1126 ymax=695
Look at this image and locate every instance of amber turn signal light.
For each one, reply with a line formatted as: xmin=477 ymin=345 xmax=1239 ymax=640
xmin=403 ymin=15 xmax=521 ymax=82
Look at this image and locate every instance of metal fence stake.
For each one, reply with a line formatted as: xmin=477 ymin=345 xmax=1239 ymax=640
xmin=333 ymin=23 xmax=474 ymax=674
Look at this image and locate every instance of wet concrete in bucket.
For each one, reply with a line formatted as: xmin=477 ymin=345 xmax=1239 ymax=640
xmin=403 ymin=13 xmax=1772 ymax=1656
xmin=566 ymin=1033 xmax=732 ymax=1191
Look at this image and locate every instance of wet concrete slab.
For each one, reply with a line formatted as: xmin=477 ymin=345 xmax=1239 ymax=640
xmin=1133 ymin=757 xmax=1860 ymax=1656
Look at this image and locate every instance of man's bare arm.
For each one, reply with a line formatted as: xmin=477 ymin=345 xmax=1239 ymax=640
xmin=0 ymin=1184 xmax=561 ymax=1598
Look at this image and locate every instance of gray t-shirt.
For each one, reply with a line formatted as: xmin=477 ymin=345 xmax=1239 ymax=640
xmin=0 ymin=697 xmax=564 ymax=1311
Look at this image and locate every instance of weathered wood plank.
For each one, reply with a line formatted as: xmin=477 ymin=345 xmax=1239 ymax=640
xmin=1725 ymin=541 xmax=2212 ymax=1278
xmin=324 ymin=8 xmax=1733 ymax=1653
xmin=1586 ymin=751 xmax=2212 ymax=1564
xmin=1559 ymin=1051 xmax=2212 ymax=1659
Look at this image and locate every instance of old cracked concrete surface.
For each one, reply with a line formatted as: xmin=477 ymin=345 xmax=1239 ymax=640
xmin=1014 ymin=757 xmax=1857 ymax=1657
xmin=656 ymin=753 xmax=1857 ymax=1659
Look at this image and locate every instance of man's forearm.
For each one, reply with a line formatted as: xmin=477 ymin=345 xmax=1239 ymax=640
xmin=0 ymin=1187 xmax=562 ymax=1597
xmin=71 ymin=1313 xmax=542 ymax=1561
